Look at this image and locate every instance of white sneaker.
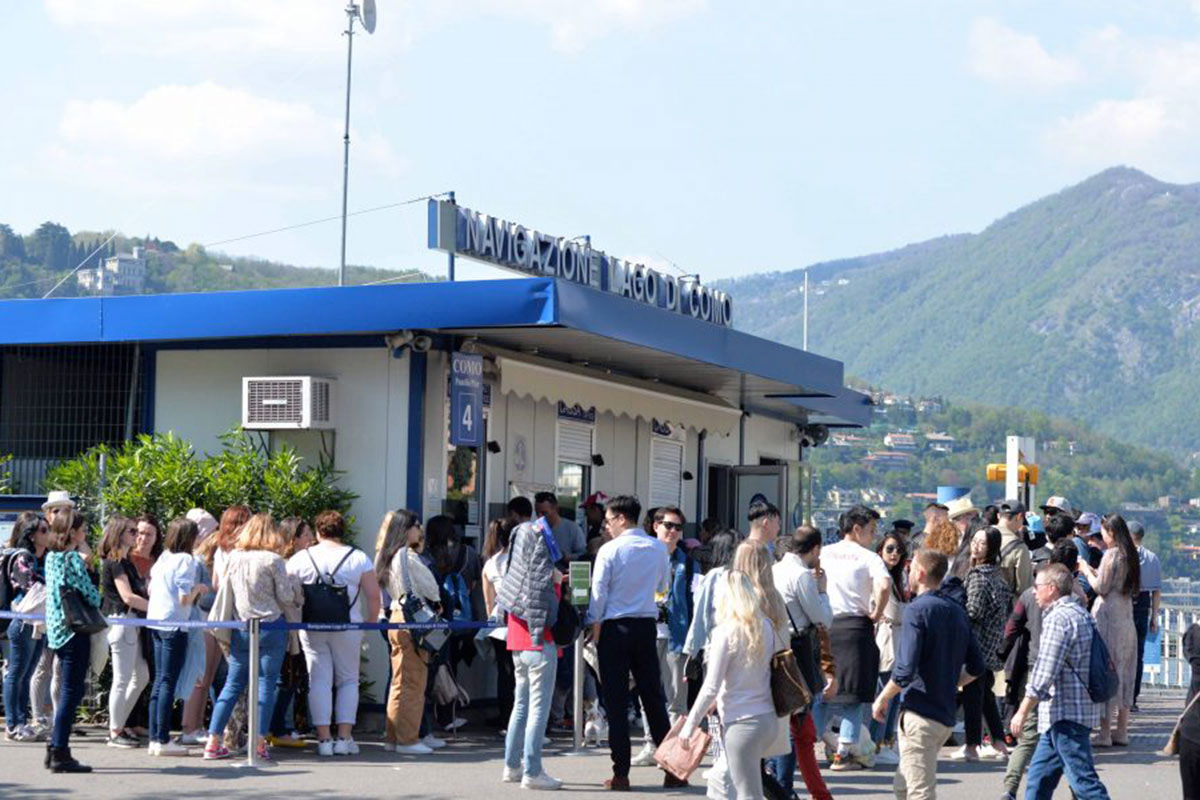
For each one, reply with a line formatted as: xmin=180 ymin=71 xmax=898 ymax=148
xmin=178 ymin=729 xmax=207 ymax=746
xmin=444 ymin=717 xmax=468 ymax=732
xmin=521 ymin=771 xmax=563 ymax=790
xmin=874 ymin=745 xmax=900 ymax=766
xmin=421 ymin=734 xmax=447 ymax=750
xmin=394 ymin=742 xmax=434 ymax=755
xmin=382 ymin=741 xmax=396 ymax=753
xmin=630 ymin=742 xmax=656 ymax=767
xmin=978 ymin=743 xmax=1007 ymax=761
xmin=502 ymin=766 xmax=523 ymax=783
xmin=317 ymin=739 xmax=335 ymax=757
xmin=147 ymin=741 xmax=161 ymax=756
xmin=158 ymin=740 xmax=190 ymax=756
xmin=333 ymin=737 xmax=359 ymax=755
xmin=949 ymin=745 xmax=978 ymax=762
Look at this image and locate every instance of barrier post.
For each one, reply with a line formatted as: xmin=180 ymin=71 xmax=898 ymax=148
xmin=246 ymin=618 xmax=260 ymax=768
xmin=572 ymin=633 xmax=584 ymax=750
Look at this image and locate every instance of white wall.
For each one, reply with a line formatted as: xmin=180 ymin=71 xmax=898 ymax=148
xmin=154 ymin=345 xmax=410 ymax=696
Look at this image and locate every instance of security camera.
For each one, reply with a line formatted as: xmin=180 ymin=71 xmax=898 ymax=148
xmin=384 ymin=330 xmax=414 ymax=352
xmin=799 ymin=423 xmax=830 ymax=449
xmin=411 ymin=335 xmax=433 ymax=353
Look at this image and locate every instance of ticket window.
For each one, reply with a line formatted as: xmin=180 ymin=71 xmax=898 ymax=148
xmin=556 ymin=419 xmax=592 ymax=522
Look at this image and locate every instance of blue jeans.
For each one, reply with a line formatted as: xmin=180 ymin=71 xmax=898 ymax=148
xmin=869 ymin=670 xmax=901 ymax=743
xmin=3 ymin=619 xmax=44 ymax=730
xmin=150 ymin=629 xmax=189 ymax=744
xmin=50 ymin=633 xmax=90 ymax=749
xmin=208 ymin=627 xmax=287 ymax=738
xmin=1025 ymin=719 xmax=1111 ymax=800
xmin=766 ymin=727 xmax=797 ymax=794
xmin=823 ymin=700 xmax=864 ymax=748
xmin=505 ymin=642 xmax=558 ymax=777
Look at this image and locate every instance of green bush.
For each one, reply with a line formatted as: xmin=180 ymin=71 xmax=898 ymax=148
xmin=0 ymin=453 xmax=11 ymax=494
xmin=43 ymin=428 xmax=357 ymax=533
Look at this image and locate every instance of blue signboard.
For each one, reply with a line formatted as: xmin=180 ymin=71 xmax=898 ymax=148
xmin=450 ymin=352 xmax=483 ymax=447
xmin=1144 ymin=628 xmax=1162 ymax=667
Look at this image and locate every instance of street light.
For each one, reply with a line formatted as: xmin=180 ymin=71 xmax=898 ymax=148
xmin=339 ymin=0 xmax=376 ymax=287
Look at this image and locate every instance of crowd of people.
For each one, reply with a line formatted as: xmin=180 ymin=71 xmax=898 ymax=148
xmin=0 ymin=486 xmax=1180 ymax=798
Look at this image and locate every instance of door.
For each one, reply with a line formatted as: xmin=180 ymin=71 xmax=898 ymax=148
xmin=728 ymin=465 xmax=787 ymax=532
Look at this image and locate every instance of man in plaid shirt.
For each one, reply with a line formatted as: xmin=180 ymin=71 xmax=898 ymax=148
xmin=1009 ymin=563 xmax=1110 ymax=799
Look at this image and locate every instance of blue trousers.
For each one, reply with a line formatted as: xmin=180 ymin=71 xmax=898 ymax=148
xmin=3 ymin=619 xmax=44 ymax=730
xmin=50 ymin=633 xmax=90 ymax=749
xmin=1025 ymin=719 xmax=1110 ymax=800
xmin=208 ymin=627 xmax=287 ymax=738
xmin=505 ymin=642 xmax=558 ymax=777
xmin=150 ymin=629 xmax=189 ymax=744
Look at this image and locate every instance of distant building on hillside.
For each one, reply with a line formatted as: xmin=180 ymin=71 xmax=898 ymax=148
xmin=883 ymin=432 xmax=917 ymax=451
xmin=925 ymin=432 xmax=955 ymax=453
xmin=826 ymin=486 xmax=857 ymax=509
xmin=830 ymin=433 xmax=869 ymax=447
xmin=77 ymin=246 xmax=146 ymax=295
xmin=916 ymin=398 xmax=944 ymax=415
xmin=864 ymin=451 xmax=911 ymax=470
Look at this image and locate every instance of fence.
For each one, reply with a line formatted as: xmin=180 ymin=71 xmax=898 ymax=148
xmin=1144 ymin=603 xmax=1199 ymax=690
xmin=0 ymin=610 xmax=492 ymax=769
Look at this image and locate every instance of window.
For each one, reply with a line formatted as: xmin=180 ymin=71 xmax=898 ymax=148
xmin=556 ymin=419 xmax=593 ymax=522
xmin=650 ymin=436 xmax=684 ymax=509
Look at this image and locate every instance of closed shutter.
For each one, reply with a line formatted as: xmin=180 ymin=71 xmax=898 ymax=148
xmin=557 ymin=420 xmax=593 ymax=464
xmin=650 ymin=438 xmax=684 ymax=508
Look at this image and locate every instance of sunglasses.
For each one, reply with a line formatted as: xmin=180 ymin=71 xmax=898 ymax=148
xmin=660 ymin=522 xmax=683 ymax=532
xmin=883 ymin=545 xmax=900 ymax=554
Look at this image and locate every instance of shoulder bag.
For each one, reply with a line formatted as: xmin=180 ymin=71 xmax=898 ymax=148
xmin=60 ymin=584 xmax=107 ymax=635
xmin=301 ymin=546 xmax=359 ymax=624
xmin=769 ymin=620 xmax=812 ymax=717
xmin=400 ymin=550 xmax=449 ymax=656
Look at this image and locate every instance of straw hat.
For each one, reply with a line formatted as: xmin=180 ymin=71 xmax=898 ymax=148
xmin=41 ymin=490 xmax=76 ymax=513
xmin=945 ymin=494 xmax=981 ymax=521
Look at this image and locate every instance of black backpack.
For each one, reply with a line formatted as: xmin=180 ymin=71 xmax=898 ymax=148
xmin=0 ymin=547 xmax=29 ymax=613
xmin=301 ymin=546 xmax=360 ymax=624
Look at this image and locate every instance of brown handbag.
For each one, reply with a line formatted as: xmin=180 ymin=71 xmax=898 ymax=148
xmin=771 ymin=619 xmax=813 ymax=717
xmin=654 ymin=715 xmax=712 ymax=781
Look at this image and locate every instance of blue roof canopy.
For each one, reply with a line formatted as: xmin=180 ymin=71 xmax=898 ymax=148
xmin=0 ymin=278 xmax=870 ymax=426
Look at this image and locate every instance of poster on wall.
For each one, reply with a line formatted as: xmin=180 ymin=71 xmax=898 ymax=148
xmin=450 ymin=352 xmax=483 ymax=447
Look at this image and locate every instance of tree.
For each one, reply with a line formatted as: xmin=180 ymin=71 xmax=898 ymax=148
xmin=0 ymin=224 xmax=26 ymax=261
xmin=26 ymin=222 xmax=72 ymax=270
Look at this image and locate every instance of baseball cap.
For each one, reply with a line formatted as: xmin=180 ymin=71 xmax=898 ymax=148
xmin=582 ymin=491 xmax=609 ymax=508
xmin=998 ymin=499 xmax=1026 ymax=516
xmin=1039 ymin=496 xmax=1072 ymax=515
xmin=1075 ymin=511 xmax=1101 ymax=535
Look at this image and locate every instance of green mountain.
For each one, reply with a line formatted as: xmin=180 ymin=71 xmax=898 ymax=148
xmin=0 ymin=221 xmax=435 ymax=298
xmin=721 ymin=167 xmax=1200 ymax=456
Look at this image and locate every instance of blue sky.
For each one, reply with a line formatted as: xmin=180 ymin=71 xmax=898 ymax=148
xmin=3 ymin=1 xmax=1200 ymax=283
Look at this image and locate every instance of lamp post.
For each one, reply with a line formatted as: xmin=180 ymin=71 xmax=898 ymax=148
xmin=338 ymin=0 xmax=376 ymax=286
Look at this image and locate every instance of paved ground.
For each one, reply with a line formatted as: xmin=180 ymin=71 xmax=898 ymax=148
xmin=1 ymin=692 xmax=1185 ymax=798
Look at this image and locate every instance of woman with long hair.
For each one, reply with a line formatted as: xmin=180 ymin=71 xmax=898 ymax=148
xmin=98 ymin=515 xmax=149 ymax=748
xmin=955 ymin=526 xmax=1012 ymax=762
xmin=211 ymin=505 xmax=252 ymax=587
xmin=42 ymin=511 xmax=102 ymax=772
xmin=482 ymin=517 xmax=517 ymax=728
xmin=286 ymin=510 xmax=380 ymax=756
xmin=146 ymin=518 xmax=208 ymax=756
xmin=680 ymin=569 xmax=782 ymax=799
xmin=204 ymin=514 xmax=300 ymax=762
xmin=1080 ymin=513 xmax=1141 ymax=746
xmin=376 ymin=510 xmax=442 ymax=755
xmin=683 ymin=529 xmax=744 ymax=661
xmin=3 ymin=512 xmax=49 ymax=742
xmin=731 ymin=540 xmax=787 ymax=631
xmin=922 ymin=517 xmax=960 ymax=559
xmin=178 ymin=512 xmax=237 ymax=744
xmin=869 ymin=531 xmax=908 ymax=763
xmin=268 ymin=516 xmax=314 ymax=748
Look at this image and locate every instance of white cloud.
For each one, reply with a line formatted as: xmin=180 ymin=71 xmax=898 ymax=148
xmin=969 ymin=17 xmax=1083 ymax=89
xmin=47 ymin=82 xmax=403 ymax=195
xmin=1045 ymin=97 xmax=1175 ymax=164
xmin=43 ymin=0 xmax=705 ymax=56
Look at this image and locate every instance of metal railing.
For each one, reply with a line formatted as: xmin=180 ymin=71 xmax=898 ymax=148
xmin=1143 ymin=604 xmax=1198 ymax=689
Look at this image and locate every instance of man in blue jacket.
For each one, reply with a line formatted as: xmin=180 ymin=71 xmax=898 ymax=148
xmin=872 ymin=548 xmax=985 ymax=800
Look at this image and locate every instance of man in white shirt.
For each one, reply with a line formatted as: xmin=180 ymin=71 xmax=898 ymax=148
xmin=821 ymin=504 xmax=890 ymax=770
xmin=588 ymin=495 xmax=677 ymax=791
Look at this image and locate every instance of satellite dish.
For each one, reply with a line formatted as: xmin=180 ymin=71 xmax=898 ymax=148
xmin=359 ymin=0 xmax=377 ymax=34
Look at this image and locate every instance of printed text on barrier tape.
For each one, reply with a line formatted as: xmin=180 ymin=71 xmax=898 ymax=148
xmin=1 ymin=610 xmax=501 ymax=633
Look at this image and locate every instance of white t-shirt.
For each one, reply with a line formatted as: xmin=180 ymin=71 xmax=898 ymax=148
xmin=482 ymin=553 xmax=509 ymax=641
xmin=821 ymin=538 xmax=890 ymax=617
xmin=287 ymin=543 xmax=374 ymax=623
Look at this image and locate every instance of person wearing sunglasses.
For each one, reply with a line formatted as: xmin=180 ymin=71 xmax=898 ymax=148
xmin=870 ymin=532 xmax=909 ymax=766
xmin=652 ymin=507 xmax=699 ymax=729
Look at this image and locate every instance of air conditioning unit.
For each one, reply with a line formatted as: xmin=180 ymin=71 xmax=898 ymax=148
xmin=242 ymin=376 xmax=336 ymax=430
